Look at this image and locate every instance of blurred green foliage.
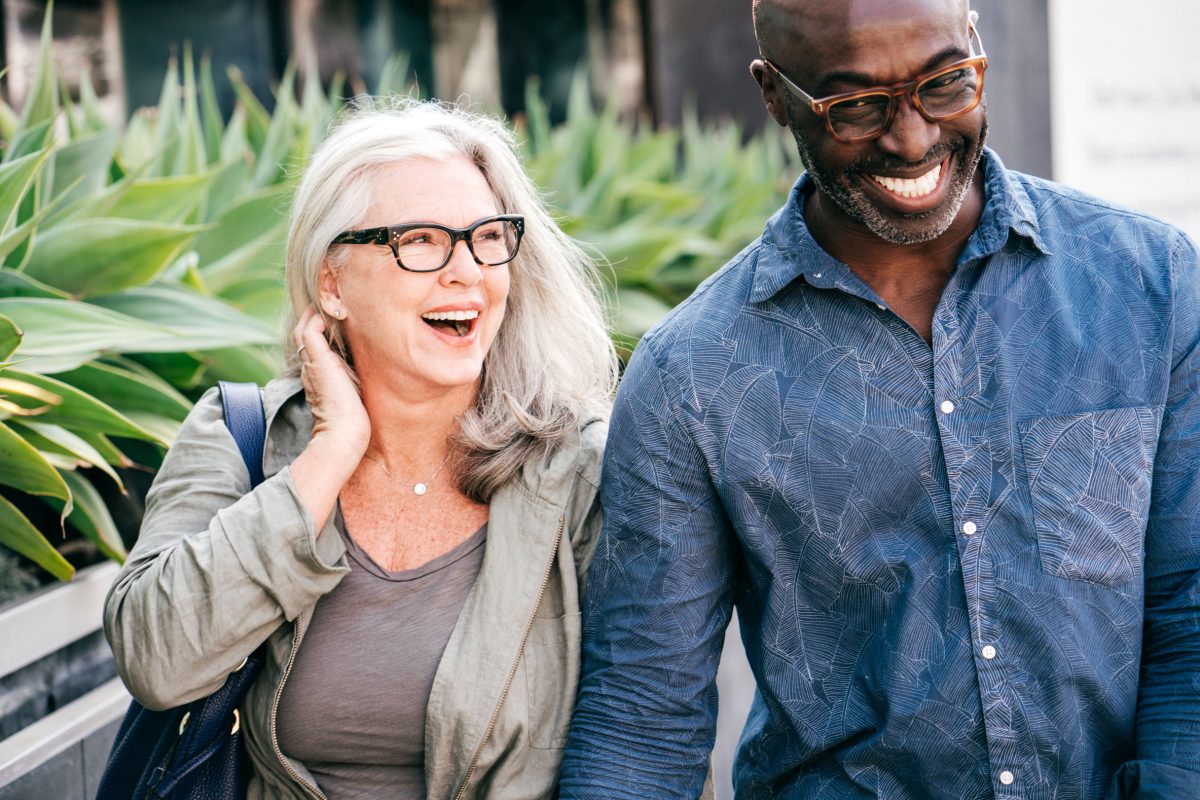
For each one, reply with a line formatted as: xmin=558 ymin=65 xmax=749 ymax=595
xmin=0 ymin=10 xmax=800 ymax=581
xmin=521 ymin=74 xmax=802 ymax=357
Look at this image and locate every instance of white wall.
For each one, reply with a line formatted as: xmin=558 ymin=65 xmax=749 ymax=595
xmin=1050 ymin=0 xmax=1200 ymax=242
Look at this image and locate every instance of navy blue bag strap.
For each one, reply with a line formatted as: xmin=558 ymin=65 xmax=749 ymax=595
xmin=218 ymin=381 xmax=266 ymax=487
xmin=97 ymin=382 xmax=269 ymax=800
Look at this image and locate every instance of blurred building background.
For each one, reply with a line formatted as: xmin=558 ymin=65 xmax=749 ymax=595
xmin=4 ymin=0 xmax=1197 ymax=240
xmin=1 ymin=1 xmax=1054 ymax=168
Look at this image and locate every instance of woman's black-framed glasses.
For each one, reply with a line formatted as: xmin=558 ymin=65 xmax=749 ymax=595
xmin=763 ymin=21 xmax=988 ymax=144
xmin=331 ymin=214 xmax=525 ymax=273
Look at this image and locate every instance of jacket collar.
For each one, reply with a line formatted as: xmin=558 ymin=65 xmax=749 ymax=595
xmin=749 ymin=147 xmax=1051 ymax=304
xmin=423 ymin=476 xmax=566 ymax=797
xmin=260 ymin=376 xmax=307 ymax=480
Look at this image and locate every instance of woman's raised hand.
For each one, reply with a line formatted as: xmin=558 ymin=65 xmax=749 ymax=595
xmin=289 ymin=306 xmax=370 ymax=529
xmin=293 ymin=305 xmax=371 ymax=472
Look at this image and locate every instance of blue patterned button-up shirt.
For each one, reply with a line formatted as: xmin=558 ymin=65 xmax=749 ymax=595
xmin=561 ymin=150 xmax=1200 ymax=799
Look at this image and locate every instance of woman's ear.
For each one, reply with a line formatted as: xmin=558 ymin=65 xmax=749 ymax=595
xmin=317 ymin=262 xmax=346 ymax=320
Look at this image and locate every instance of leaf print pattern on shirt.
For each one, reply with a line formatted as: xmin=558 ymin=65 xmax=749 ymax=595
xmin=1021 ymin=406 xmax=1158 ymax=587
xmin=561 ymin=149 xmax=1200 ymax=800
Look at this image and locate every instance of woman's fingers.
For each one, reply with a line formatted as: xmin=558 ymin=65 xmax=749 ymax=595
xmin=292 ymin=305 xmax=371 ymax=456
xmin=292 ymin=305 xmax=315 ymax=353
xmin=294 ymin=306 xmax=334 ymax=366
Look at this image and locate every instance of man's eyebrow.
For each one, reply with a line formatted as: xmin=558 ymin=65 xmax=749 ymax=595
xmin=815 ymin=45 xmax=969 ymax=93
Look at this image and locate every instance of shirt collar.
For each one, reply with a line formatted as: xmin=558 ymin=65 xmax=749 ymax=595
xmin=750 ymin=147 xmax=1051 ymax=304
xmin=967 ymin=147 xmax=1051 ymax=260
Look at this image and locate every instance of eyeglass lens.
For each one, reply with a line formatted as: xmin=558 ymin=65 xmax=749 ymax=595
xmin=396 ymin=219 xmax=521 ymax=271
xmin=827 ymin=63 xmax=983 ymax=140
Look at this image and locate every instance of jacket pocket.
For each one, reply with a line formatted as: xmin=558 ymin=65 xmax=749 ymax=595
xmin=1020 ymin=406 xmax=1159 ymax=588
xmin=522 ymin=611 xmax=580 ymax=750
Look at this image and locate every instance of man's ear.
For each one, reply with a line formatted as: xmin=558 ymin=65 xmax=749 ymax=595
xmin=750 ymin=60 xmax=790 ymax=129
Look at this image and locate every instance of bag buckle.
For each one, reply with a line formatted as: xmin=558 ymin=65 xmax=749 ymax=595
xmin=178 ymin=708 xmax=241 ymax=736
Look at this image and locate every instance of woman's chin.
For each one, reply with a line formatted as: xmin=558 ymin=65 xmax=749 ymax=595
xmin=400 ymin=357 xmax=486 ymax=397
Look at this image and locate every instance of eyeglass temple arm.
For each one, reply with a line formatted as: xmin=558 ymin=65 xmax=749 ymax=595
xmin=331 ymin=227 xmax=390 ymax=245
xmin=968 ymin=16 xmax=986 ymax=58
xmin=764 ymin=59 xmax=817 ymax=106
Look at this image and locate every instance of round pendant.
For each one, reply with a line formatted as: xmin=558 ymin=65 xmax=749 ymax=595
xmin=413 ymin=483 xmax=428 ymax=496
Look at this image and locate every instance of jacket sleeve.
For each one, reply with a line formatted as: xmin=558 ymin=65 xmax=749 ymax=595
xmin=1108 ymin=231 xmax=1200 ymax=798
xmin=103 ymin=387 xmax=348 ymax=711
xmin=559 ymin=338 xmax=737 ymax=799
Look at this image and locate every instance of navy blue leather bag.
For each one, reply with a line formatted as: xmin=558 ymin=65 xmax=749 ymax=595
xmin=97 ymin=382 xmax=268 ymax=800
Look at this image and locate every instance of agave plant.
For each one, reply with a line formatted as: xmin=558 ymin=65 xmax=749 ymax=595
xmin=0 ymin=8 xmax=800 ymax=584
xmin=518 ymin=73 xmax=803 ymax=356
xmin=0 ymin=10 xmax=309 ymax=582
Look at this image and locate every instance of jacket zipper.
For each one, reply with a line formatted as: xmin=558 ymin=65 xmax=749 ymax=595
xmin=452 ymin=514 xmax=566 ymax=800
xmin=269 ymin=613 xmax=328 ymax=800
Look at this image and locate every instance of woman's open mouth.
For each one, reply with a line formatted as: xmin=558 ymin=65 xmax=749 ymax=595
xmin=421 ymin=309 xmax=479 ymax=338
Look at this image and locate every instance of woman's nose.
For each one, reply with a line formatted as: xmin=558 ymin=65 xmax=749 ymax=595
xmin=439 ymin=239 xmax=484 ymax=286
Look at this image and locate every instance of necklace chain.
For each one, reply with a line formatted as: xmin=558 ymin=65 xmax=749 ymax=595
xmin=369 ymin=451 xmax=453 ymax=496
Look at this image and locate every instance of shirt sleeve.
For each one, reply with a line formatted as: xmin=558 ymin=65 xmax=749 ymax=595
xmin=559 ymin=336 xmax=738 ymax=799
xmin=1110 ymin=230 xmax=1200 ymax=797
xmin=103 ymin=387 xmax=349 ymax=711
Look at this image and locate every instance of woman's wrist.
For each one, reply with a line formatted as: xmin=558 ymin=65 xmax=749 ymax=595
xmin=310 ymin=423 xmax=370 ymax=464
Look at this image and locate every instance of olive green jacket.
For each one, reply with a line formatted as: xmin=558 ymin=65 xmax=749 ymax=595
xmin=104 ymin=378 xmax=606 ymax=799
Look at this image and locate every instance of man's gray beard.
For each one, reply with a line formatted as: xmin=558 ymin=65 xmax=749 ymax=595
xmin=792 ymin=120 xmax=988 ymax=246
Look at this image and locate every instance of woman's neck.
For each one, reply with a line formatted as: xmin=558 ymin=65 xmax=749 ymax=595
xmin=357 ymin=375 xmax=475 ymax=472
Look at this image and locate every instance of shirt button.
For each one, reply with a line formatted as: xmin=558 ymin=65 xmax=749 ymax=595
xmin=982 ymin=645 xmax=997 ymax=660
xmin=962 ymin=521 xmax=977 ymax=536
xmin=812 ymin=272 xmax=823 ymax=278
xmin=999 ymin=770 xmax=1014 ymax=785
xmin=876 ymin=303 xmax=886 ymax=311
xmin=940 ymin=400 xmax=956 ymax=414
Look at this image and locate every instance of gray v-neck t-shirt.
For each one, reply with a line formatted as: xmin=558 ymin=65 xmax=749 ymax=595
xmin=276 ymin=515 xmax=487 ymax=799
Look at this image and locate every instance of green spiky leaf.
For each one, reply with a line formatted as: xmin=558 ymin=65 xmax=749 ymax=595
xmin=16 ymin=2 xmax=59 ymax=134
xmin=0 ymin=494 xmax=74 ymax=581
xmin=23 ymin=219 xmax=204 ymax=296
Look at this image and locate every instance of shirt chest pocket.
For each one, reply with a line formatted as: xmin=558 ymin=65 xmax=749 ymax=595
xmin=1019 ymin=406 xmax=1160 ymax=588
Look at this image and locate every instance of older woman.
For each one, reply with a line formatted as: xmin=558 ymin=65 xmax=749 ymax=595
xmin=104 ymin=100 xmax=617 ymax=799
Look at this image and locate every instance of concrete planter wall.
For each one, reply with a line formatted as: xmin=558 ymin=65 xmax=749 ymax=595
xmin=0 ymin=564 xmax=130 ymax=798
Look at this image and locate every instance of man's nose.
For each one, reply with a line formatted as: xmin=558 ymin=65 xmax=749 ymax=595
xmin=875 ymin=97 xmax=941 ymax=163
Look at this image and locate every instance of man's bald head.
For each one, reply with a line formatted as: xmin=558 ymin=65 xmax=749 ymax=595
xmin=753 ymin=0 xmax=971 ymax=65
xmin=752 ymin=0 xmax=813 ymax=60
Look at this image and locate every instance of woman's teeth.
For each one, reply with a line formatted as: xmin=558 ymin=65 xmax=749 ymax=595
xmin=421 ymin=309 xmax=478 ymax=337
xmin=422 ymin=310 xmax=479 ymax=321
xmin=870 ymin=163 xmax=942 ymax=198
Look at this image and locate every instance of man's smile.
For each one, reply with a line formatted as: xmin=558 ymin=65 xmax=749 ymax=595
xmin=868 ymin=161 xmax=943 ymax=199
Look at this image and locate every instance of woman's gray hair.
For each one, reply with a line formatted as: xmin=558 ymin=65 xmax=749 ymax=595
xmin=283 ymin=98 xmax=618 ymax=502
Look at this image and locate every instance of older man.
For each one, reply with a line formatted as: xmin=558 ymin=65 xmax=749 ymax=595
xmin=559 ymin=0 xmax=1200 ymax=798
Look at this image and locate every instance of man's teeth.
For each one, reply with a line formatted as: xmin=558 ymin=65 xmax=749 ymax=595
xmin=421 ymin=310 xmax=479 ymax=321
xmin=871 ymin=163 xmax=942 ymax=198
